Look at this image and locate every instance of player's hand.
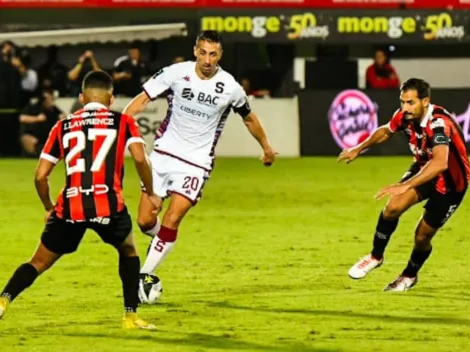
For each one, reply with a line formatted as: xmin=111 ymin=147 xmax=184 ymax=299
xmin=375 ymin=183 xmax=410 ymax=201
xmin=337 ymin=147 xmax=360 ymax=164
xmin=147 ymin=194 xmax=162 ymax=214
xmin=261 ymin=146 xmax=277 ymax=167
xmin=44 ymin=209 xmax=53 ymax=223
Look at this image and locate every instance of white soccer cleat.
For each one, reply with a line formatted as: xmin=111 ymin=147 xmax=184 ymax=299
xmin=348 ymin=254 xmax=384 ymax=279
xmin=383 ymin=275 xmax=418 ymax=292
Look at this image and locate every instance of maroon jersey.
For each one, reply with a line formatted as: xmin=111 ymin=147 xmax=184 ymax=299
xmin=388 ymin=105 xmax=470 ymax=194
xmin=40 ymin=103 xmax=144 ymax=221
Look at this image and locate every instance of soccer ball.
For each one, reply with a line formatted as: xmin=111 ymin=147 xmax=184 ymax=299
xmin=138 ymin=274 xmax=163 ymax=305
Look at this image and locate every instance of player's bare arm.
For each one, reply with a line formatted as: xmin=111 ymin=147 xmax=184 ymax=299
xmin=375 ymin=144 xmax=449 ymax=201
xmin=243 ymin=111 xmax=277 ymax=166
xmin=403 ymin=144 xmax=448 ymax=189
xmin=338 ymin=124 xmax=393 ymax=164
xmin=128 ymin=142 xmax=161 ymax=213
xmin=123 ymin=91 xmax=151 ymax=117
xmin=34 ymin=158 xmax=55 ymax=221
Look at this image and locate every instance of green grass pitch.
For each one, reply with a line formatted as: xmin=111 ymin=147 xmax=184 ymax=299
xmin=0 ymin=157 xmax=468 ymax=352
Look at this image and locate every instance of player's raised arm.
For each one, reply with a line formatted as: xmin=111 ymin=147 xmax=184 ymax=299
xmin=123 ymin=66 xmax=174 ymax=117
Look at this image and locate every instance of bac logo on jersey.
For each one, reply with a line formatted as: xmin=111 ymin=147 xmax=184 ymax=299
xmin=182 ymin=88 xmax=195 ymax=101
xmin=197 ymin=92 xmax=219 ymax=106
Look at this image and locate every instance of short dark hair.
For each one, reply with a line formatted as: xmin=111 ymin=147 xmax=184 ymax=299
xmin=400 ymin=78 xmax=431 ymax=99
xmin=129 ymin=40 xmax=141 ymax=50
xmin=82 ymin=70 xmax=113 ymax=91
xmin=196 ymin=30 xmax=223 ymax=46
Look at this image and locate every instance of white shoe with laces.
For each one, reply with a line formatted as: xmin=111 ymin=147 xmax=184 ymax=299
xmin=348 ymin=254 xmax=384 ymax=279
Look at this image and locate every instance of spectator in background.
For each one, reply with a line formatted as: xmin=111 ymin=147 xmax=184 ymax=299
xmin=366 ymin=49 xmax=400 ymax=89
xmin=19 ymin=89 xmax=64 ymax=157
xmin=37 ymin=45 xmax=69 ymax=97
xmin=0 ymin=40 xmax=23 ymax=156
xmin=241 ymin=77 xmax=271 ymax=98
xmin=113 ymin=42 xmax=150 ymax=97
xmin=68 ymin=50 xmax=101 ymax=96
xmin=173 ymin=56 xmax=185 ymax=64
xmin=17 ymin=49 xmax=38 ymax=106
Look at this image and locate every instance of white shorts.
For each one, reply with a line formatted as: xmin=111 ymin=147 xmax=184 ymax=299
xmin=145 ymin=151 xmax=210 ymax=204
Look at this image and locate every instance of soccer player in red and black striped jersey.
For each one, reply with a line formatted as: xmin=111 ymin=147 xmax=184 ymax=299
xmin=0 ymin=71 xmax=160 ymax=329
xmin=338 ymin=78 xmax=470 ymax=291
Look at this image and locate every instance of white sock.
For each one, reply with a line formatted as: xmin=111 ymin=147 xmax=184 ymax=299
xmin=142 ymin=217 xmax=161 ymax=238
xmin=140 ymin=235 xmax=175 ymax=274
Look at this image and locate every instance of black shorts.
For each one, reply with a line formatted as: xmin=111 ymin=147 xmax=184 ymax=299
xmin=400 ymin=162 xmax=466 ymax=229
xmin=20 ymin=125 xmax=49 ymax=144
xmin=41 ymin=208 xmax=132 ymax=255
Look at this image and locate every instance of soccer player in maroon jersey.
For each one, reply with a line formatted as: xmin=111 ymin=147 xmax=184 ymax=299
xmin=0 ymin=71 xmax=160 ymax=329
xmin=123 ymin=31 xmax=276 ymax=289
xmin=338 ymin=78 xmax=470 ymax=291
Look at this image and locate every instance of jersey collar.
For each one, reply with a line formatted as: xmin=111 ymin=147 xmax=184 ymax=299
xmin=420 ymin=104 xmax=434 ymax=127
xmin=84 ymin=102 xmax=107 ymax=110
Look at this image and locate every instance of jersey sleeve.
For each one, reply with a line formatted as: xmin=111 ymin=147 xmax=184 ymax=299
xmin=429 ymin=117 xmax=451 ymax=147
xmin=231 ymin=83 xmax=251 ymax=118
xmin=124 ymin=114 xmax=146 ymax=149
xmin=387 ymin=109 xmax=403 ymax=133
xmin=142 ymin=65 xmax=174 ymax=101
xmin=40 ymin=121 xmax=63 ymax=164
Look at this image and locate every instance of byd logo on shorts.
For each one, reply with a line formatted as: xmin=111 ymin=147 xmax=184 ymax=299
xmin=328 ymin=90 xmax=378 ymax=149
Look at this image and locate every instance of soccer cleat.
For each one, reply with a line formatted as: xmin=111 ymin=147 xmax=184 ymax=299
xmin=348 ymin=254 xmax=384 ymax=279
xmin=122 ymin=313 xmax=156 ymax=330
xmin=0 ymin=296 xmax=10 ymax=319
xmin=383 ymin=275 xmax=418 ymax=292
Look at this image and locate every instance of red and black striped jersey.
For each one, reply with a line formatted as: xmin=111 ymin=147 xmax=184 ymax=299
xmin=388 ymin=105 xmax=470 ymax=193
xmin=40 ymin=102 xmax=144 ymax=221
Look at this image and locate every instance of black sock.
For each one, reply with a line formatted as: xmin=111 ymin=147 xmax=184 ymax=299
xmin=1 ymin=263 xmax=39 ymax=302
xmin=119 ymin=256 xmax=140 ymax=313
xmin=402 ymin=247 xmax=432 ymax=278
xmin=371 ymin=212 xmax=399 ymax=260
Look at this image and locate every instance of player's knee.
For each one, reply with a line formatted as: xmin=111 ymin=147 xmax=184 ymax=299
xmin=414 ymin=228 xmax=434 ymax=247
xmin=414 ymin=220 xmax=436 ymax=247
xmin=28 ymin=258 xmax=52 ymax=274
xmin=137 ymin=214 xmax=154 ymax=232
xmin=118 ymin=243 xmax=137 ymax=257
xmin=162 ymin=210 xmax=182 ymax=228
xmin=414 ymin=232 xmax=433 ymax=248
xmin=383 ymin=202 xmax=405 ymax=219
